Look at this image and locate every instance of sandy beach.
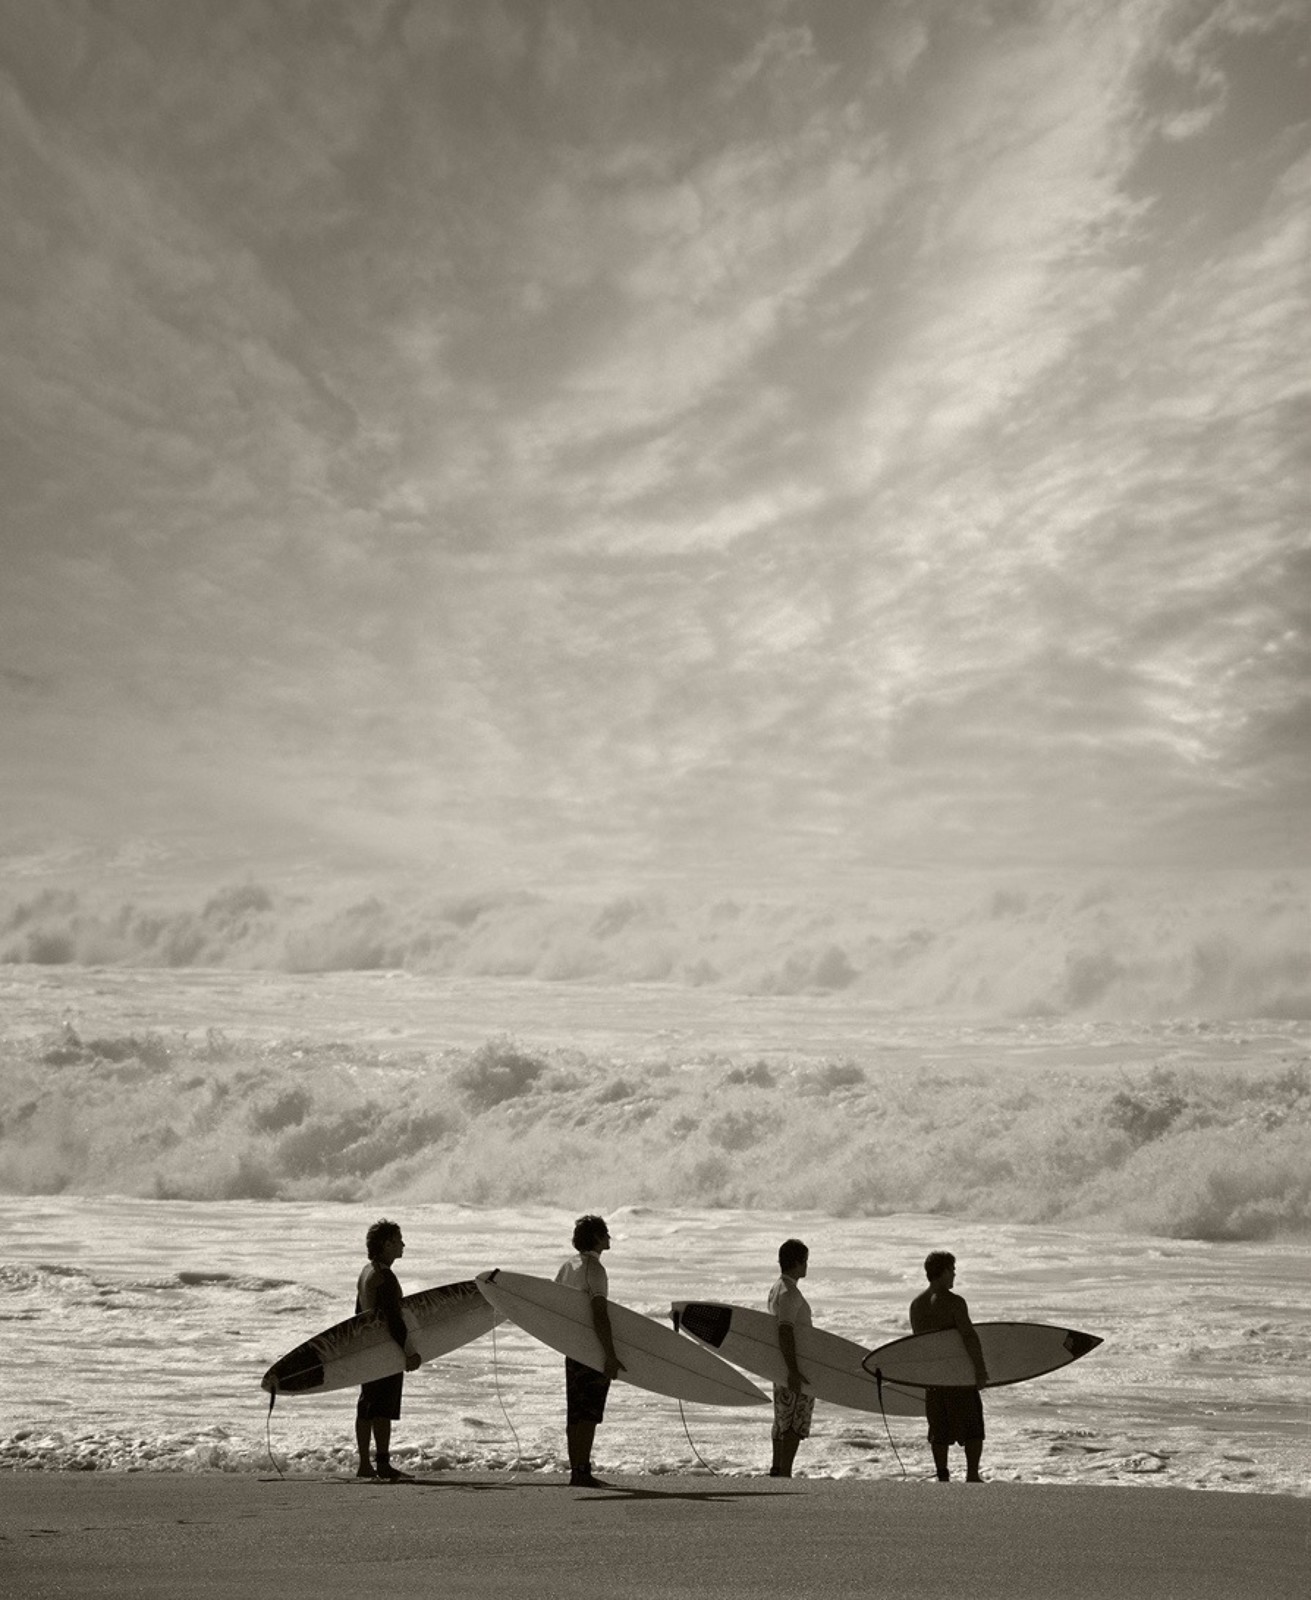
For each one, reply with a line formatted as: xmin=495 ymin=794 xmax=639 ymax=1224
xmin=3 ymin=1471 xmax=1307 ymax=1600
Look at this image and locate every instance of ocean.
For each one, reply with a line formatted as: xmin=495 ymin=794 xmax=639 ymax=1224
xmin=0 ymin=965 xmax=1307 ymax=1494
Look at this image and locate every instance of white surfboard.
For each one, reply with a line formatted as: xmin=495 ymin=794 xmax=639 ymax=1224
xmin=261 ymin=1279 xmax=503 ymax=1396
xmin=671 ymin=1300 xmax=926 ymax=1417
xmin=862 ymin=1321 xmax=1103 ymax=1389
xmin=475 ymin=1269 xmax=766 ymax=1407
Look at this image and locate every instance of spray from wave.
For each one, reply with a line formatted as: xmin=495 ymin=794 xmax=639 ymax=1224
xmin=3 ymin=872 xmax=1309 ymax=1020
xmin=2 ymin=1021 xmax=1306 ymax=1243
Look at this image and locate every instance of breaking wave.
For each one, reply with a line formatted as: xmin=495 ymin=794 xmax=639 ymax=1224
xmin=2 ymin=1025 xmax=1307 ymax=1243
xmin=2 ymin=870 xmax=1310 ymax=1021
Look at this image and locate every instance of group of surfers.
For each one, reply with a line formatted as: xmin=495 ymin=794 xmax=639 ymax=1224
xmin=352 ymin=1214 xmax=989 ymax=1487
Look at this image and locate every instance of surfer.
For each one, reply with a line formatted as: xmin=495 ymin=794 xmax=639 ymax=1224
xmin=909 ymin=1250 xmax=988 ymax=1482
xmin=555 ymin=1214 xmax=624 ymax=1488
xmin=768 ymin=1238 xmax=813 ymax=1478
xmin=354 ymin=1219 xmax=421 ymax=1482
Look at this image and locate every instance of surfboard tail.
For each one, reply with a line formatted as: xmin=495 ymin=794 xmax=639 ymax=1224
xmin=262 ymin=1339 xmax=327 ymax=1395
xmin=674 ymin=1302 xmax=733 ymax=1349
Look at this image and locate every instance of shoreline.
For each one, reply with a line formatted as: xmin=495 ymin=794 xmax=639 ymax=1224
xmin=3 ymin=1471 xmax=1308 ymax=1599
xmin=4 ymin=1191 xmax=1309 ymax=1501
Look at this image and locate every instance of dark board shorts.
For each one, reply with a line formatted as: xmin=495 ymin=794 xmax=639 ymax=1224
xmin=925 ymin=1387 xmax=985 ymax=1444
xmin=565 ymin=1356 xmax=611 ymax=1425
xmin=357 ymin=1372 xmax=404 ymax=1421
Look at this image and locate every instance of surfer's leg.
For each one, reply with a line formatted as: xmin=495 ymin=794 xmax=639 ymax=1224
xmin=355 ymin=1415 xmax=375 ymax=1476
xmin=770 ymin=1388 xmax=811 ymax=1476
xmin=567 ymin=1424 xmax=610 ymax=1486
xmin=567 ymin=1422 xmax=596 ymax=1472
xmin=373 ymin=1418 xmax=392 ymax=1473
xmin=964 ymin=1439 xmax=983 ymax=1481
xmin=565 ymin=1359 xmax=611 ymax=1484
xmin=926 ymin=1390 xmax=951 ymax=1479
xmin=773 ymin=1432 xmax=802 ymax=1478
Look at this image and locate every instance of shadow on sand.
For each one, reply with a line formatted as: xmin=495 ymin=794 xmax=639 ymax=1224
xmin=288 ymin=1474 xmax=796 ymax=1505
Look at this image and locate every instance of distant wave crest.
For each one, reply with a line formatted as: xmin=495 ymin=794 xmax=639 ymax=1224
xmin=3 ymin=873 xmax=1310 ymax=1020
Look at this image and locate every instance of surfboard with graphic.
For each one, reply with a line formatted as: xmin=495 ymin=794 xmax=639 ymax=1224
xmin=862 ymin=1321 xmax=1103 ymax=1389
xmin=261 ymin=1279 xmax=501 ymax=1395
xmin=672 ymin=1300 xmax=926 ymax=1416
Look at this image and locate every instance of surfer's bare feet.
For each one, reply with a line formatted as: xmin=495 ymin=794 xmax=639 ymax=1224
xmin=376 ymin=1465 xmax=415 ymax=1482
xmin=355 ymin=1466 xmax=377 ymax=1480
xmin=569 ymin=1469 xmax=611 ymax=1488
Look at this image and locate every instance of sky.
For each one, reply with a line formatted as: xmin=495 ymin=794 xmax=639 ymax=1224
xmin=1 ymin=0 xmax=1309 ymax=892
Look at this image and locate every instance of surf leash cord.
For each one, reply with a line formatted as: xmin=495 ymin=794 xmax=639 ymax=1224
xmin=873 ymin=1368 xmax=908 ymax=1479
xmin=489 ymin=1318 xmax=525 ymax=1477
xmin=667 ymin=1312 xmax=719 ymax=1475
xmin=264 ymin=1392 xmax=286 ymax=1480
xmin=676 ymin=1399 xmax=721 ymax=1476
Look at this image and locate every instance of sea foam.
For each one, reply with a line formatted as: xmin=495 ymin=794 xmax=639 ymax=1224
xmin=2 ymin=997 xmax=1307 ymax=1242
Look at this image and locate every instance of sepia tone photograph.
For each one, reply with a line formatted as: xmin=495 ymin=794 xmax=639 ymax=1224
xmin=1 ymin=3 xmax=1307 ymax=1595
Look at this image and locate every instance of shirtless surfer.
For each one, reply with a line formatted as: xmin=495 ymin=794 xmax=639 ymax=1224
xmin=909 ymin=1250 xmax=989 ymax=1482
xmin=355 ymin=1218 xmax=421 ymax=1481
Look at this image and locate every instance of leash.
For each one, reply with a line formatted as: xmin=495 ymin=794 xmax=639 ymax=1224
xmin=489 ymin=1318 xmax=525 ymax=1476
xmin=873 ymin=1368 xmax=908 ymax=1478
xmin=264 ymin=1392 xmax=286 ymax=1479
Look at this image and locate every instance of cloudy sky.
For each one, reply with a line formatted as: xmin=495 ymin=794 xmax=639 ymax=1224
xmin=1 ymin=0 xmax=1308 ymax=889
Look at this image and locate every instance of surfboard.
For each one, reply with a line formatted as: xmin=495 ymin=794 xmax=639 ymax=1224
xmin=475 ymin=1269 xmax=766 ymax=1407
xmin=861 ymin=1321 xmax=1103 ymax=1389
xmin=261 ymin=1279 xmax=503 ymax=1396
xmin=671 ymin=1300 xmax=926 ymax=1417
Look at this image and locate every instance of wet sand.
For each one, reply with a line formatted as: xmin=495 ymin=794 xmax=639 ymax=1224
xmin=3 ymin=1471 xmax=1307 ymax=1599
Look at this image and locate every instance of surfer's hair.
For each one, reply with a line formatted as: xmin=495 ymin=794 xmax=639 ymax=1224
xmin=778 ymin=1238 xmax=809 ymax=1271
xmin=924 ymin=1250 xmax=956 ymax=1281
xmin=366 ymin=1218 xmax=402 ymax=1258
xmin=572 ymin=1214 xmax=609 ymax=1252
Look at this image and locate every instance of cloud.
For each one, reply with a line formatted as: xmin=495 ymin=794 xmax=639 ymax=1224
xmin=1 ymin=0 xmax=1309 ymax=883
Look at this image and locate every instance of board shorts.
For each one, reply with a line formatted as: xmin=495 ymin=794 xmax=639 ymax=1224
xmin=357 ymin=1372 xmax=404 ymax=1421
xmin=925 ymin=1387 xmax=985 ymax=1445
xmin=772 ymin=1385 xmax=815 ymax=1440
xmin=565 ymin=1356 xmax=611 ymax=1425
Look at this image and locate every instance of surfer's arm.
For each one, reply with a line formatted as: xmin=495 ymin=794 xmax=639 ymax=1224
xmin=954 ymin=1300 xmax=988 ymax=1387
xmin=589 ymin=1295 xmax=624 ymax=1379
xmin=377 ymin=1275 xmax=421 ymax=1370
xmin=581 ymin=1257 xmax=623 ymax=1378
xmin=777 ymin=1320 xmax=807 ymax=1392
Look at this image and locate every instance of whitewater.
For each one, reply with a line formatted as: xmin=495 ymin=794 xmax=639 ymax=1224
xmin=3 ymin=1197 xmax=1307 ymax=1495
xmin=1 ymin=963 xmax=1308 ymax=1494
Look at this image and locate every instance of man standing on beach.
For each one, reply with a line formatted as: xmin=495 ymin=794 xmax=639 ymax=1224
xmin=769 ymin=1238 xmax=813 ymax=1478
xmin=909 ymin=1250 xmax=989 ymax=1482
xmin=355 ymin=1218 xmax=421 ymax=1482
xmin=555 ymin=1214 xmax=623 ymax=1488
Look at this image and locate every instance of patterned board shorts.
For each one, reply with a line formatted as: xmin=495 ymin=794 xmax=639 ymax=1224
xmin=772 ymin=1385 xmax=815 ymax=1440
